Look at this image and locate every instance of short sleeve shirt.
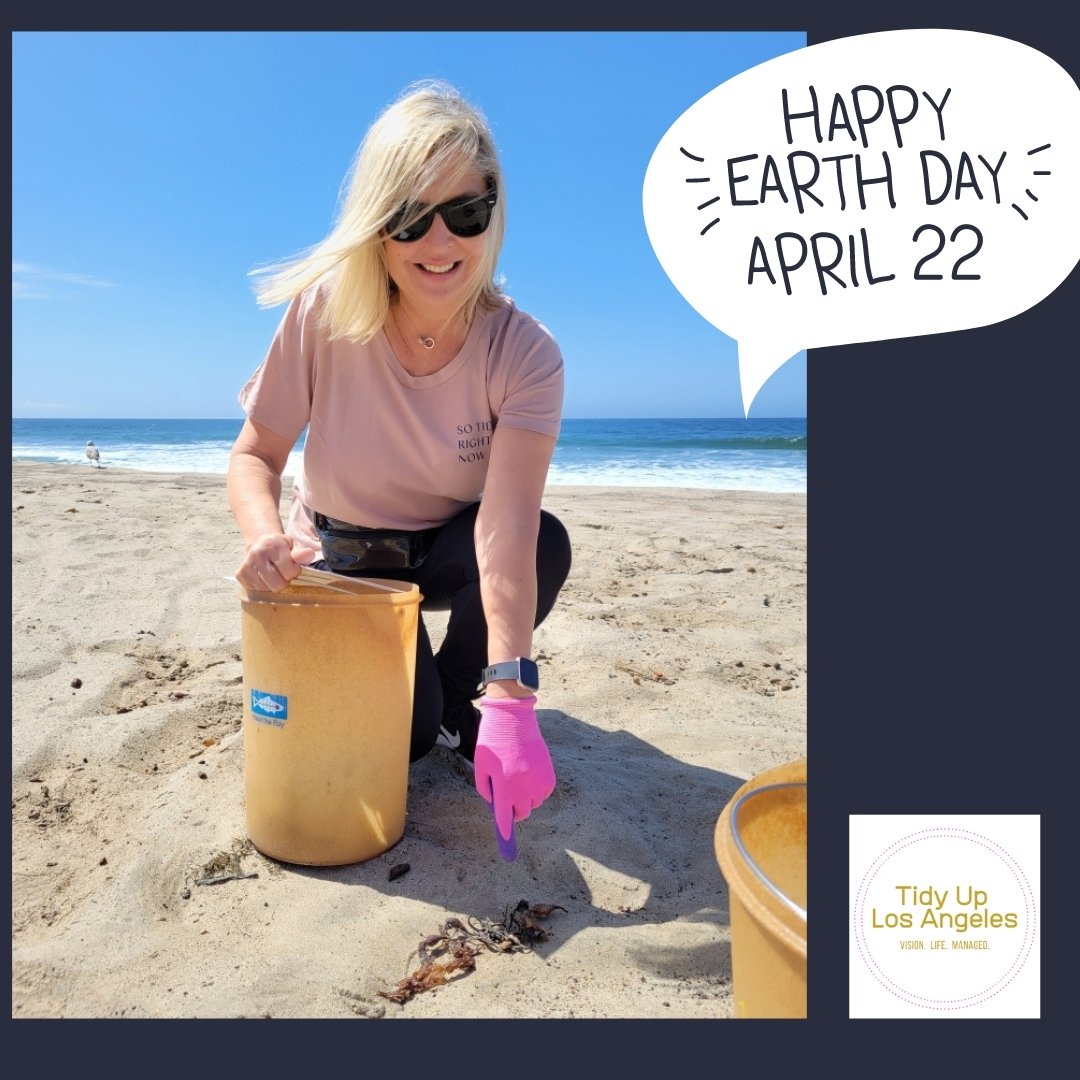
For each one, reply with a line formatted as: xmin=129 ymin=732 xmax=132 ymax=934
xmin=238 ymin=282 xmax=564 ymax=549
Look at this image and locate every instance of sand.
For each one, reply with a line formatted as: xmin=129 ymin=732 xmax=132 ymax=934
xmin=11 ymin=460 xmax=805 ymax=1020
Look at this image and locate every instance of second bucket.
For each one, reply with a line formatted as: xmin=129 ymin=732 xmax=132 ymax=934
xmin=240 ymin=575 xmax=421 ymax=866
xmin=714 ymin=757 xmax=807 ymax=1018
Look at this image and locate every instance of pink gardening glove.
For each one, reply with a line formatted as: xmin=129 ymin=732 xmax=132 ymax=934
xmin=473 ymin=696 xmax=556 ymax=843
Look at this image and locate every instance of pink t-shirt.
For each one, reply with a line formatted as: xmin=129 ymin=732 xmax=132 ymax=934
xmin=238 ymin=281 xmax=564 ymax=550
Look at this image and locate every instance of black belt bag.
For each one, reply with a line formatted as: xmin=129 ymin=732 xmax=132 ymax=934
xmin=313 ymin=512 xmax=439 ymax=572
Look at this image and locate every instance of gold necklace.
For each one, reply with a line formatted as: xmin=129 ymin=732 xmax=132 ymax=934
xmin=392 ymin=304 xmax=459 ymax=353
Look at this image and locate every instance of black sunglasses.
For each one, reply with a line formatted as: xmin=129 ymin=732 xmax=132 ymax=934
xmin=385 ymin=188 xmax=498 ymax=242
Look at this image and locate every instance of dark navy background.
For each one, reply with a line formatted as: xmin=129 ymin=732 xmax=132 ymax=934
xmin=807 ymin=9 xmax=1071 ymax=1049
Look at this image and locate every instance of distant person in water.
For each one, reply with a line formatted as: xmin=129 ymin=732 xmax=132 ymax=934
xmin=227 ymin=79 xmax=572 ymax=847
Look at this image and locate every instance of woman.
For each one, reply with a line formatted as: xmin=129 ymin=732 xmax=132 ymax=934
xmin=227 ymin=80 xmax=571 ymax=846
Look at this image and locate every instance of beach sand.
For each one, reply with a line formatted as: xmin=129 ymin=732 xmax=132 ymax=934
xmin=11 ymin=460 xmax=805 ymax=1020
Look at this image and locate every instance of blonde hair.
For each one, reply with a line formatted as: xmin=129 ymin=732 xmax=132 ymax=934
xmin=251 ymin=79 xmax=505 ymax=342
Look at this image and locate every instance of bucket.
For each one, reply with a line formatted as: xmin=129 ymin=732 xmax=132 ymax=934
xmin=240 ymin=575 xmax=421 ymax=866
xmin=714 ymin=757 xmax=807 ymax=1018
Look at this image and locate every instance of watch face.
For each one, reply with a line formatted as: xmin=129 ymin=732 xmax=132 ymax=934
xmin=519 ymin=657 xmax=539 ymax=690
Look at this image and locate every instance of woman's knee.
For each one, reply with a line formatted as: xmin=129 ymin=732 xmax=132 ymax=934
xmin=535 ymin=511 xmax=572 ymax=624
xmin=538 ymin=510 xmax=572 ymax=584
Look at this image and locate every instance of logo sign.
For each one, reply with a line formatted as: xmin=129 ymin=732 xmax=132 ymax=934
xmin=850 ymin=815 xmax=1039 ymax=1018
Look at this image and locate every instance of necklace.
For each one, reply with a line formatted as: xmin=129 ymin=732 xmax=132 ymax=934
xmin=391 ymin=304 xmax=460 ymax=354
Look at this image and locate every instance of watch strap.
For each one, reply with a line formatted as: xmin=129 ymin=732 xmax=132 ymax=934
xmin=482 ymin=661 xmax=519 ymax=685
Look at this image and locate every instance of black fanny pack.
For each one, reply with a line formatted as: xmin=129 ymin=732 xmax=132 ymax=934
xmin=313 ymin=512 xmax=438 ymax=572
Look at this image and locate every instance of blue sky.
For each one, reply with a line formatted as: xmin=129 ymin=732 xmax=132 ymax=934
xmin=11 ymin=30 xmax=807 ymax=420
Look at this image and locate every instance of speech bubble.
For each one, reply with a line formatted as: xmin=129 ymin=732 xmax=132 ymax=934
xmin=643 ymin=29 xmax=1080 ymax=415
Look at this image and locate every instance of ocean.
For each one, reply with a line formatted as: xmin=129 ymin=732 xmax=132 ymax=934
xmin=10 ymin=416 xmax=806 ymax=493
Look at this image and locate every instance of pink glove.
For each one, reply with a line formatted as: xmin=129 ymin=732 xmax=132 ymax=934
xmin=473 ymin=696 xmax=556 ymax=844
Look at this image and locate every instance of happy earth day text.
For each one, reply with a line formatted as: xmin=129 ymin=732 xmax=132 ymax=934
xmin=700 ymin=84 xmax=1022 ymax=295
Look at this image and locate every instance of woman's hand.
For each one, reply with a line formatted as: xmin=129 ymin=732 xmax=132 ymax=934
xmin=473 ymin=696 xmax=556 ymax=842
xmin=228 ymin=418 xmax=316 ymax=591
xmin=235 ymin=531 xmax=318 ymax=592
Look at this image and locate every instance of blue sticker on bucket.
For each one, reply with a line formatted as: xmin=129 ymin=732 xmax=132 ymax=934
xmin=250 ymin=690 xmax=288 ymax=726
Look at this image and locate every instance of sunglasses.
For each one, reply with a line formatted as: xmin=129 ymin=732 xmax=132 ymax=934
xmin=385 ymin=188 xmax=498 ymax=242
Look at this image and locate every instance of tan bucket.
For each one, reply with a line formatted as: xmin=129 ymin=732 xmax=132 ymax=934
xmin=240 ymin=576 xmax=421 ymax=866
xmin=714 ymin=757 xmax=807 ymax=1018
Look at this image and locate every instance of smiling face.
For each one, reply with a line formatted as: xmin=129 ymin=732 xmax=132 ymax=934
xmin=383 ymin=164 xmax=492 ymax=322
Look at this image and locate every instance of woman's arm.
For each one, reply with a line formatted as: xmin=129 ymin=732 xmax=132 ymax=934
xmin=474 ymin=424 xmax=557 ymax=699
xmin=227 ymin=418 xmax=316 ymax=591
xmin=472 ymin=423 xmax=560 ymax=841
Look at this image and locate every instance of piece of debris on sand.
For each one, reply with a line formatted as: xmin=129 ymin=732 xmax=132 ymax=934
xmin=377 ymin=900 xmax=567 ymax=1005
xmin=193 ymin=837 xmax=258 ymax=886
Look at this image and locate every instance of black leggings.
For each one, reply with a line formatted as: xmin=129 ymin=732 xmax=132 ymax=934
xmin=313 ymin=502 xmax=572 ymax=761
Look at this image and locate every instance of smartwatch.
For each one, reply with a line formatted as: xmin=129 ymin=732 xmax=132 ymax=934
xmin=480 ymin=657 xmax=540 ymax=693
